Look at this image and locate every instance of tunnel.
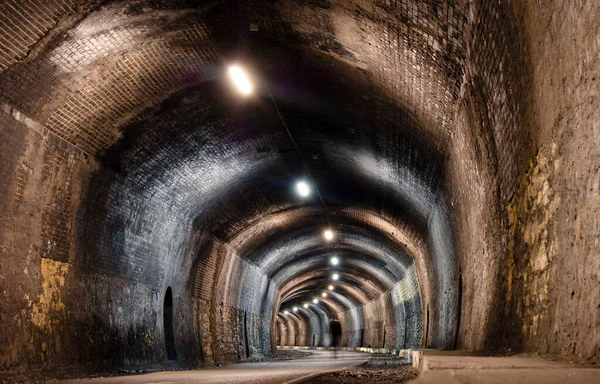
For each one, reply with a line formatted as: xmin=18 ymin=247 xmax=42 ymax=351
xmin=0 ymin=0 xmax=598 ymax=382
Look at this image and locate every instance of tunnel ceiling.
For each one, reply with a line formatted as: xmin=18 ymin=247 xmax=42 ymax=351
xmin=0 ymin=0 xmax=467 ymax=349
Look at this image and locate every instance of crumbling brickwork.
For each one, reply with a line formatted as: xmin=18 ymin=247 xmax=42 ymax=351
xmin=0 ymin=102 xmax=95 ymax=370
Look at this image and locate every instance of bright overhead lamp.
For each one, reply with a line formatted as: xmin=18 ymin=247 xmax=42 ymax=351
xmin=324 ymin=229 xmax=334 ymax=241
xmin=303 ymin=303 xmax=309 ymax=309
xmin=228 ymin=65 xmax=252 ymax=95
xmin=296 ymin=181 xmax=311 ymax=197
xmin=312 ymin=298 xmax=319 ymax=304
xmin=293 ymin=307 xmax=298 ymax=312
xmin=331 ymin=256 xmax=339 ymax=266
xmin=328 ymin=284 xmax=334 ymax=291
xmin=332 ymin=273 xmax=339 ymax=280
xmin=283 ymin=310 xmax=290 ymax=315
xmin=321 ymin=292 xmax=328 ymax=298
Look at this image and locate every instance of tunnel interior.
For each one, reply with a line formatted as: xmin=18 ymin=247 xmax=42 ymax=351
xmin=0 ymin=0 xmax=598 ymax=376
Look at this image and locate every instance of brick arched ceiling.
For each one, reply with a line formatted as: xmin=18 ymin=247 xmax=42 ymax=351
xmin=0 ymin=0 xmax=467 ymax=350
xmin=0 ymin=0 xmax=465 ymax=154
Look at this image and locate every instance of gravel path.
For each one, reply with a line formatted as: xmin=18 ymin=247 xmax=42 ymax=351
xmin=296 ymin=357 xmax=418 ymax=384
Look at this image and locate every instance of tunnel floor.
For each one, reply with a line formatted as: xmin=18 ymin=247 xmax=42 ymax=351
xmin=57 ymin=350 xmax=373 ymax=384
xmin=52 ymin=349 xmax=600 ymax=384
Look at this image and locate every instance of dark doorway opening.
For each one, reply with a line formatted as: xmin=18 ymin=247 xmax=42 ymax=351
xmin=244 ymin=311 xmax=250 ymax=358
xmin=403 ymin=311 xmax=408 ymax=348
xmin=454 ymin=270 xmax=463 ymax=350
xmin=330 ymin=319 xmax=341 ymax=348
xmin=425 ymin=305 xmax=430 ymax=348
xmin=163 ymin=287 xmax=177 ymax=360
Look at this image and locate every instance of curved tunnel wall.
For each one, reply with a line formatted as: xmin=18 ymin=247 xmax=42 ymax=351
xmin=0 ymin=0 xmax=598 ymax=375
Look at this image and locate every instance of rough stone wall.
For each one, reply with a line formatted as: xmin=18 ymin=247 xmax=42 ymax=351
xmin=0 ymin=102 xmax=95 ymax=370
xmin=496 ymin=1 xmax=599 ymax=362
xmin=446 ymin=0 xmax=533 ymax=354
xmin=448 ymin=0 xmax=599 ymax=362
xmin=0 ymin=100 xmax=205 ymax=373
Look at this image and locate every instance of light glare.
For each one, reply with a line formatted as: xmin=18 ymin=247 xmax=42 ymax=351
xmin=324 ymin=229 xmax=334 ymax=241
xmin=313 ymin=298 xmax=319 ymax=304
xmin=228 ymin=65 xmax=252 ymax=95
xmin=322 ymin=292 xmax=327 ymax=298
xmin=284 ymin=310 xmax=289 ymax=315
xmin=328 ymin=285 xmax=334 ymax=290
xmin=296 ymin=181 xmax=311 ymax=197
xmin=331 ymin=256 xmax=339 ymax=266
xmin=303 ymin=303 xmax=309 ymax=308
xmin=293 ymin=307 xmax=298 ymax=312
xmin=332 ymin=273 xmax=339 ymax=280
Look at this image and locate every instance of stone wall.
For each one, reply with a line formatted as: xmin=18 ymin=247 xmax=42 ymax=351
xmin=497 ymin=1 xmax=599 ymax=361
xmin=0 ymin=102 xmax=95 ymax=370
xmin=448 ymin=0 xmax=599 ymax=362
xmin=0 ymin=101 xmax=203 ymax=373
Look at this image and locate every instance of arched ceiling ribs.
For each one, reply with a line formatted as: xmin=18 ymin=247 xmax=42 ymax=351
xmin=281 ymin=290 xmax=356 ymax=316
xmin=221 ymin=206 xmax=433 ymax=302
xmin=248 ymin=229 xmax=414 ymax=277
xmin=277 ymin=268 xmax=386 ymax=305
xmin=273 ymin=257 xmax=398 ymax=296
xmin=283 ymin=283 xmax=365 ymax=310
xmin=0 ymin=0 xmax=468 ymax=352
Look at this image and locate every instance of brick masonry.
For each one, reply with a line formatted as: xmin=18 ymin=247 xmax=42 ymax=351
xmin=0 ymin=0 xmax=598 ymax=378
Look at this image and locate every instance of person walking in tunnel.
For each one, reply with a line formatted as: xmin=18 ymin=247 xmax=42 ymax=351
xmin=330 ymin=318 xmax=342 ymax=359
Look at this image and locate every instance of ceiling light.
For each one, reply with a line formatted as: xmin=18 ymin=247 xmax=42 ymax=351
xmin=284 ymin=310 xmax=289 ymax=315
xmin=328 ymin=285 xmax=334 ymax=290
xmin=332 ymin=273 xmax=339 ymax=280
xmin=228 ymin=65 xmax=252 ymax=95
xmin=303 ymin=303 xmax=309 ymax=309
xmin=324 ymin=229 xmax=334 ymax=241
xmin=293 ymin=307 xmax=298 ymax=312
xmin=313 ymin=298 xmax=319 ymax=304
xmin=296 ymin=181 xmax=310 ymax=197
xmin=321 ymin=292 xmax=327 ymax=298
xmin=331 ymin=256 xmax=339 ymax=266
